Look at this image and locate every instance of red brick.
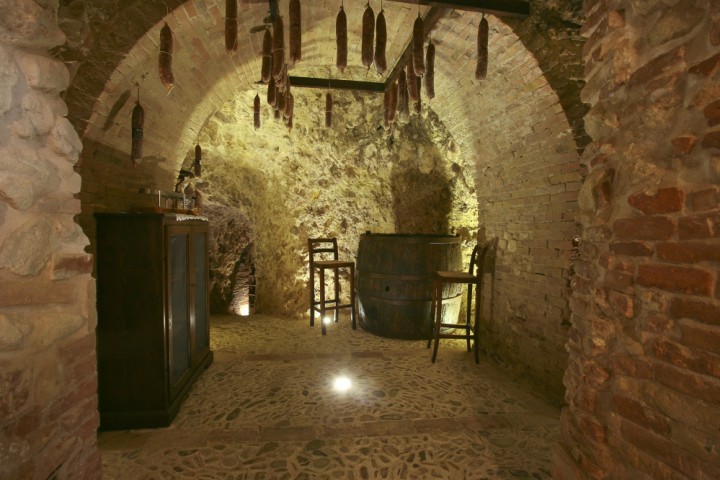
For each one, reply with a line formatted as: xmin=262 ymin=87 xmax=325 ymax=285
xmin=705 ymin=100 xmax=720 ymax=127
xmin=654 ymin=338 xmax=720 ymax=379
xmin=628 ymin=188 xmax=684 ymax=215
xmin=609 ymin=290 xmax=635 ymax=318
xmin=689 ymin=53 xmax=720 ymax=77
xmin=687 ymin=188 xmax=719 ymax=211
xmin=613 ymin=395 xmax=671 ymax=435
xmin=669 ymin=297 xmax=720 ymax=325
xmin=636 ymin=264 xmax=713 ymax=295
xmin=613 ymin=216 xmax=675 ymax=241
xmin=656 ymin=242 xmax=720 ymax=263
xmin=628 ymin=46 xmax=685 ymax=87
xmin=702 ymin=131 xmax=720 ymax=150
xmin=643 ymin=313 xmax=674 ymax=333
xmin=604 ymin=269 xmax=634 ymax=291
xmin=680 ymin=320 xmax=720 ymax=355
xmin=654 ymin=361 xmax=720 ymax=405
xmin=678 ymin=213 xmax=720 ymax=239
xmin=671 ymin=135 xmax=697 ymax=154
xmin=579 ymin=413 xmax=607 ymax=443
xmin=611 ymin=355 xmax=654 ymax=378
xmin=609 ymin=241 xmax=653 ymax=257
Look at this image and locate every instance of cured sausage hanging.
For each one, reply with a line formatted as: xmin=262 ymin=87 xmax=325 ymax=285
xmin=388 ymin=80 xmax=398 ymax=123
xmin=476 ymin=16 xmax=488 ymax=80
xmin=383 ymin=88 xmax=390 ymax=128
xmin=336 ymin=5 xmax=347 ymax=72
xmin=325 ymin=93 xmax=333 ymax=128
xmin=159 ymin=23 xmax=174 ymax=92
xmin=407 ymin=58 xmax=419 ymax=103
xmin=272 ymin=15 xmax=285 ymax=81
xmin=130 ymin=98 xmax=144 ymax=167
xmin=412 ymin=15 xmax=425 ymax=76
xmin=194 ymin=144 xmax=202 ymax=178
xmin=414 ymin=74 xmax=422 ymax=114
xmin=285 ymin=92 xmax=294 ymax=119
xmin=261 ymin=28 xmax=272 ymax=83
xmin=267 ymin=76 xmax=276 ymax=106
xmin=225 ymin=0 xmax=237 ymax=53
xmin=374 ymin=8 xmax=387 ymax=74
xmin=425 ymin=40 xmax=435 ymax=99
xmin=289 ymin=0 xmax=301 ymax=64
xmin=361 ymin=4 xmax=374 ymax=69
xmin=253 ymin=93 xmax=261 ymax=129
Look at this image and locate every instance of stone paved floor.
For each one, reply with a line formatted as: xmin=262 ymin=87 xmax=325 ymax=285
xmin=99 ymin=314 xmax=560 ymax=479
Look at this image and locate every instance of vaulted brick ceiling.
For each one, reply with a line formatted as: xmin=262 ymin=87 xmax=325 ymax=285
xmin=60 ymin=0 xmax=587 ymax=179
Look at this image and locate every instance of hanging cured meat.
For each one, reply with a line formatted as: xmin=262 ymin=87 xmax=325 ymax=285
xmin=476 ymin=16 xmax=488 ymax=80
xmin=272 ymin=15 xmax=285 ymax=81
xmin=414 ymin=75 xmax=422 ymax=114
xmin=374 ymin=9 xmax=387 ymax=74
xmin=425 ymin=40 xmax=435 ymax=99
xmin=194 ymin=144 xmax=202 ymax=178
xmin=131 ymin=100 xmax=144 ymax=167
xmin=412 ymin=15 xmax=425 ymax=76
xmin=267 ymin=76 xmax=276 ymax=106
xmin=261 ymin=29 xmax=272 ymax=83
xmin=225 ymin=0 xmax=237 ymax=53
xmin=159 ymin=23 xmax=174 ymax=92
xmin=289 ymin=0 xmax=301 ymax=64
xmin=325 ymin=93 xmax=333 ymax=128
xmin=277 ymin=88 xmax=286 ymax=113
xmin=361 ymin=4 xmax=374 ymax=69
xmin=383 ymin=88 xmax=390 ymax=128
xmin=253 ymin=93 xmax=261 ymax=129
xmin=407 ymin=59 xmax=419 ymax=103
xmin=336 ymin=6 xmax=347 ymax=72
xmin=285 ymin=92 xmax=294 ymax=119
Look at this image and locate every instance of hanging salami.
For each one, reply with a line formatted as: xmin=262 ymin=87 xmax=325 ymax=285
xmin=398 ymin=69 xmax=409 ymax=118
xmin=225 ymin=0 xmax=237 ymax=53
xmin=374 ymin=9 xmax=387 ymax=74
xmin=412 ymin=15 xmax=425 ymax=76
xmin=131 ymin=100 xmax=144 ymax=167
xmin=159 ymin=23 xmax=174 ymax=92
xmin=253 ymin=93 xmax=261 ymax=129
xmin=267 ymin=76 xmax=276 ymax=106
xmin=361 ymin=4 xmax=374 ymax=69
xmin=414 ymin=75 xmax=422 ymax=114
xmin=289 ymin=0 xmax=301 ymax=64
xmin=336 ymin=6 xmax=347 ymax=72
xmin=407 ymin=59 xmax=419 ymax=103
xmin=383 ymin=88 xmax=390 ymax=129
xmin=425 ymin=40 xmax=435 ymax=99
xmin=194 ymin=144 xmax=202 ymax=178
xmin=272 ymin=15 xmax=285 ymax=81
xmin=261 ymin=29 xmax=272 ymax=83
xmin=388 ymin=80 xmax=398 ymax=123
xmin=476 ymin=16 xmax=488 ymax=80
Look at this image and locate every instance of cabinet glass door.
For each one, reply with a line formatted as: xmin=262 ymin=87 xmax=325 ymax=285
xmin=193 ymin=231 xmax=209 ymax=356
xmin=169 ymin=232 xmax=191 ymax=391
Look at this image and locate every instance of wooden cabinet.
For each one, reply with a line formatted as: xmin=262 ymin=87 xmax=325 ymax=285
xmin=95 ymin=213 xmax=213 ymax=430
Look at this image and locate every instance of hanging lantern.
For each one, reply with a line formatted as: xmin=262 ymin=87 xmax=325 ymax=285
xmin=336 ymin=5 xmax=347 ymax=72
xmin=289 ymin=0 xmax=302 ymax=64
xmin=159 ymin=23 xmax=174 ymax=92
xmin=226 ymin=0 xmax=238 ymax=53
xmin=476 ymin=16 xmax=488 ymax=80
xmin=194 ymin=144 xmax=202 ymax=178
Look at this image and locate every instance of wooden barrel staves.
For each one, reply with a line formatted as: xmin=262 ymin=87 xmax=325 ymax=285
xmin=357 ymin=233 xmax=463 ymax=339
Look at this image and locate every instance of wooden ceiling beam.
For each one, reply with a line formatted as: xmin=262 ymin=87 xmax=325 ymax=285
xmin=386 ymin=0 xmax=530 ymax=18
xmin=287 ymin=76 xmax=385 ymax=92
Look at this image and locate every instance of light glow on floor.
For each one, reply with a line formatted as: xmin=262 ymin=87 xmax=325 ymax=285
xmin=332 ymin=376 xmax=353 ymax=393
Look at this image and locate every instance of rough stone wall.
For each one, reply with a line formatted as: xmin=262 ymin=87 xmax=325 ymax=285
xmin=556 ymin=0 xmax=720 ymax=478
xmin=195 ymin=90 xmax=478 ymax=317
xmin=0 ymin=2 xmax=101 ymax=478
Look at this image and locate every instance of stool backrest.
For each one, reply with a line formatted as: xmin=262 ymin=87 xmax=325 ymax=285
xmin=469 ymin=243 xmax=491 ymax=277
xmin=308 ymin=238 xmax=339 ymax=265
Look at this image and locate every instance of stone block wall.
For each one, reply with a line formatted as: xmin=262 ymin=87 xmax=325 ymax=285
xmin=0 ymin=1 xmax=101 ymax=478
xmin=556 ymin=0 xmax=720 ymax=478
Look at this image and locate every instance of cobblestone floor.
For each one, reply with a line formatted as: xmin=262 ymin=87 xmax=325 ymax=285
xmin=100 ymin=314 xmax=560 ymax=479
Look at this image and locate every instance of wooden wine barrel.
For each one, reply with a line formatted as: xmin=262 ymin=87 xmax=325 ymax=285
xmin=356 ymin=233 xmax=463 ymax=339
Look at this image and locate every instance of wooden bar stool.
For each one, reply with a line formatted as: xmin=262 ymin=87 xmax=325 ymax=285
xmin=308 ymin=238 xmax=357 ymax=335
xmin=428 ymin=243 xmax=490 ymax=363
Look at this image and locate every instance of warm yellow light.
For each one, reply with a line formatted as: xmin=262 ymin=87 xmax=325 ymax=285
xmin=239 ymin=304 xmax=250 ymax=316
xmin=332 ymin=376 xmax=352 ymax=393
xmin=323 ymin=316 xmax=332 ymax=325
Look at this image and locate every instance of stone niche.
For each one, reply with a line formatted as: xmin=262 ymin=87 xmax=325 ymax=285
xmin=190 ymin=89 xmax=479 ymax=318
